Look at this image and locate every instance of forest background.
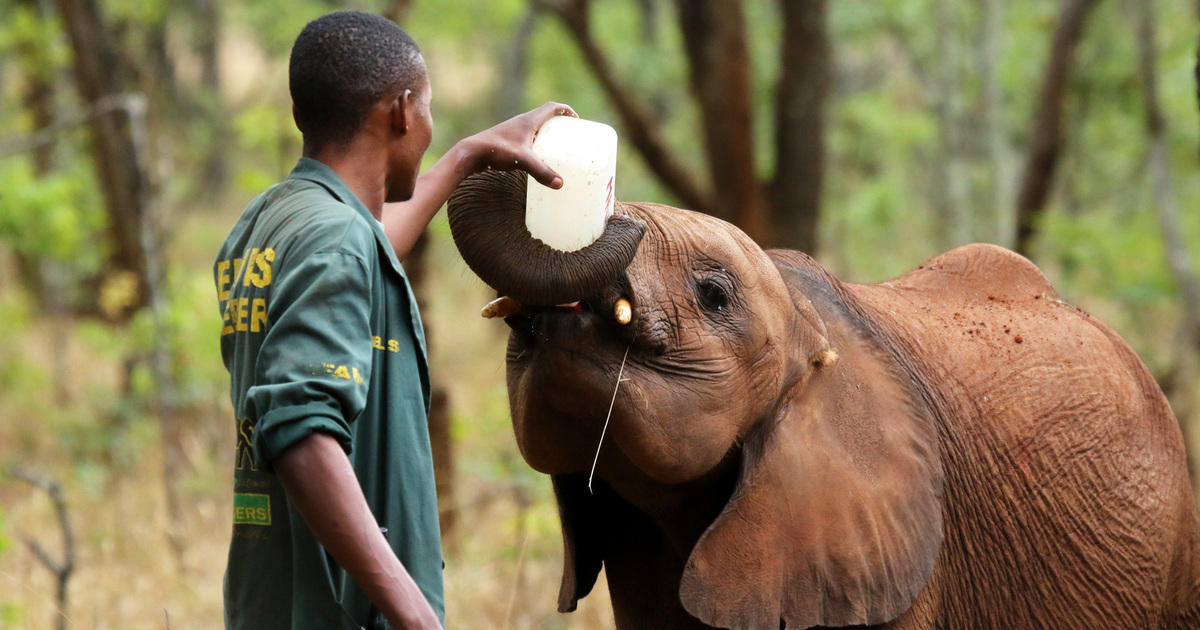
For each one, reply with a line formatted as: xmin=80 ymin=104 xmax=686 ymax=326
xmin=0 ymin=0 xmax=1198 ymax=628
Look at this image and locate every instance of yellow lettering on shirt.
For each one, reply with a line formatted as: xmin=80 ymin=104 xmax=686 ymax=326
xmin=216 ymin=248 xmax=274 ymax=337
xmin=373 ymin=336 xmax=384 ymax=350
xmin=388 ymin=339 xmax=400 ymax=353
xmin=241 ymin=248 xmax=259 ymax=287
xmin=221 ymin=299 xmax=236 ymax=336
xmin=233 ymin=297 xmax=249 ymax=332
xmin=216 ymin=260 xmax=232 ymax=301
xmin=232 ymin=257 xmax=245 ymax=287
xmin=250 ymin=298 xmax=268 ymax=332
xmin=250 ymin=248 xmax=274 ymax=288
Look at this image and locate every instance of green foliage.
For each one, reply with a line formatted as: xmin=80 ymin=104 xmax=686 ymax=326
xmin=0 ymin=157 xmax=106 ymax=272
xmin=0 ymin=2 xmax=69 ymax=83
xmin=229 ymin=0 xmax=336 ymax=55
xmin=232 ymin=103 xmax=303 ymax=194
xmin=104 ymin=0 xmax=170 ymax=26
xmin=0 ymin=505 xmax=10 ymax=557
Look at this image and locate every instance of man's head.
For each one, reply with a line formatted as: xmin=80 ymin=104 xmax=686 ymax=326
xmin=290 ymin=11 xmax=431 ymax=201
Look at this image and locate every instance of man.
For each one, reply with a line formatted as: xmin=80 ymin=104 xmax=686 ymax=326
xmin=215 ymin=11 xmax=574 ymax=629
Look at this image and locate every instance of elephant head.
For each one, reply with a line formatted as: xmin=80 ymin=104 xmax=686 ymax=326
xmin=447 ymin=172 xmax=944 ymax=629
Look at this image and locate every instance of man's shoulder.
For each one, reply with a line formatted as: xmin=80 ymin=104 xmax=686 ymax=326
xmin=224 ymin=179 xmax=377 ymax=264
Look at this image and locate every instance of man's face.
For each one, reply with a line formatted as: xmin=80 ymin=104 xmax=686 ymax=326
xmin=385 ymin=71 xmax=434 ymax=203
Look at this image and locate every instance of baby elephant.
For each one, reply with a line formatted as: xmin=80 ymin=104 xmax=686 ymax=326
xmin=447 ymin=171 xmax=1200 ymax=630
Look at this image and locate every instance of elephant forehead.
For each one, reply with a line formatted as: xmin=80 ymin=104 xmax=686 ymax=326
xmin=620 ymin=202 xmax=773 ymax=272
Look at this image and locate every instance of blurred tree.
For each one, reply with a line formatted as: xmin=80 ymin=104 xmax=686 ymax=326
xmin=1132 ymin=0 xmax=1200 ymax=484
xmin=14 ymin=0 xmax=55 ymax=177
xmin=536 ymin=0 xmax=829 ymax=253
xmin=982 ymin=0 xmax=1015 ymax=247
xmin=10 ymin=0 xmax=59 ymax=302
xmin=933 ymin=0 xmax=971 ymax=250
xmin=1014 ymin=0 xmax=1101 ymax=257
xmin=402 ymin=232 xmax=459 ymax=547
xmin=53 ymin=0 xmax=154 ymax=320
xmin=382 ymin=0 xmax=414 ymax=24
xmin=494 ymin=5 xmax=539 ymax=121
xmin=771 ymin=0 xmax=829 ymax=253
xmin=193 ymin=0 xmax=230 ymax=193
xmin=385 ymin=4 xmax=459 ymax=545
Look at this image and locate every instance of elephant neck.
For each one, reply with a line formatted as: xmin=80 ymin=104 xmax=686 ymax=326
xmin=599 ymin=443 xmax=740 ymax=556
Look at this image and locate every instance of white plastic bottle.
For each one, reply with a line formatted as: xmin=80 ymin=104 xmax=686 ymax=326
xmin=525 ymin=116 xmax=618 ymax=252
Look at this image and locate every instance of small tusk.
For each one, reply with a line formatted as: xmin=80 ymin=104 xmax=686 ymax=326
xmin=614 ymin=299 xmax=632 ymax=325
xmin=482 ymin=296 xmax=522 ymax=319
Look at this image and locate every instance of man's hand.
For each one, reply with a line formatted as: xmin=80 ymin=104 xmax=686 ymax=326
xmin=453 ymin=101 xmax=579 ymax=190
xmin=275 ymin=432 xmax=443 ymax=630
xmin=383 ymin=102 xmax=577 ymax=260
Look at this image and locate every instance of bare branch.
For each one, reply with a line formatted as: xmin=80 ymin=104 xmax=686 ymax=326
xmin=536 ymin=0 xmax=714 ymax=213
xmin=7 ymin=466 xmax=75 ymax=630
xmin=0 ymin=93 xmax=143 ymax=159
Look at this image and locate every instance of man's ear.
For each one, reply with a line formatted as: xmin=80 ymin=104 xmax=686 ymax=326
xmin=391 ymin=88 xmax=412 ymax=136
xmin=291 ymin=103 xmax=305 ymax=134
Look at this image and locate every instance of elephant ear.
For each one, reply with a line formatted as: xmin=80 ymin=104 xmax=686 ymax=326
xmin=679 ymin=284 xmax=943 ymax=629
xmin=551 ymin=474 xmax=604 ymax=612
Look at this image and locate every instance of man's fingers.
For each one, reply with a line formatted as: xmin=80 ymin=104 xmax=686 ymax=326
xmin=539 ymin=101 xmax=578 ymax=120
xmin=527 ymin=102 xmax=578 ymax=137
xmin=522 ymin=156 xmax=563 ymax=189
xmin=522 ymin=103 xmax=573 ymax=188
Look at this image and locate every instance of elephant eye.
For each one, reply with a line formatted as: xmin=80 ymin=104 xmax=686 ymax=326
xmin=695 ymin=277 xmax=730 ymax=312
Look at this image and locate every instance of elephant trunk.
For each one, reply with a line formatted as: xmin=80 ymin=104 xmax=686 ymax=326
xmin=446 ymin=170 xmax=646 ymax=306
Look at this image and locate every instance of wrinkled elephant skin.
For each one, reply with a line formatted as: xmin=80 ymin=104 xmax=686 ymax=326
xmin=447 ymin=173 xmax=1200 ymax=630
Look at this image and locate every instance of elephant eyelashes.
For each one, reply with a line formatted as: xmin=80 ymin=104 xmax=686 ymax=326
xmin=695 ymin=277 xmax=731 ymax=313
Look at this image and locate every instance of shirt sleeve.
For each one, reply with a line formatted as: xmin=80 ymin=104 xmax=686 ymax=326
xmin=244 ymin=251 xmax=374 ymax=467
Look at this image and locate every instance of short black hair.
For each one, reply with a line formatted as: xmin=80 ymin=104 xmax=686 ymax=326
xmin=289 ymin=11 xmax=424 ymax=147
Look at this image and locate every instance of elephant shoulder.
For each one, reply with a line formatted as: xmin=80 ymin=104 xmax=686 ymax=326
xmin=884 ymin=243 xmax=1057 ymax=303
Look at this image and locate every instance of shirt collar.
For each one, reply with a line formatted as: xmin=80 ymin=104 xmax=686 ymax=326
xmin=286 ymin=157 xmax=407 ymax=278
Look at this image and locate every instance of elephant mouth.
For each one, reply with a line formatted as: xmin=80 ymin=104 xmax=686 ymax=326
xmin=505 ymin=291 xmax=636 ymax=356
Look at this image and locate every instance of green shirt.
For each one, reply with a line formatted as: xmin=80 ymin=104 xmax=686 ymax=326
xmin=215 ymin=158 xmax=444 ymax=629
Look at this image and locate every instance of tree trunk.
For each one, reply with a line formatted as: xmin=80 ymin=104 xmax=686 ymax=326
xmin=1132 ymin=0 xmax=1200 ymax=486
xmin=12 ymin=0 xmax=57 ymax=302
xmin=144 ymin=18 xmax=176 ymax=101
xmin=1013 ymin=0 xmax=1101 ymax=258
xmin=676 ymin=0 xmax=767 ymax=242
xmin=495 ymin=6 xmax=539 ymax=121
xmin=403 ymin=232 xmax=458 ymax=546
xmin=541 ymin=0 xmax=830 ymax=252
xmin=982 ymin=0 xmax=1015 ymax=247
xmin=933 ymin=0 xmax=972 ymax=251
xmin=53 ymin=0 xmax=151 ymax=320
xmin=14 ymin=0 xmax=74 ymax=404
xmin=383 ymin=0 xmax=415 ymax=25
xmin=771 ymin=0 xmax=829 ymax=254
xmin=17 ymin=0 xmax=56 ymax=176
xmin=194 ymin=0 xmax=229 ymax=194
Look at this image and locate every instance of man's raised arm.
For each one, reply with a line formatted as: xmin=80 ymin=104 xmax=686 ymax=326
xmin=383 ymin=102 xmax=576 ymax=260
